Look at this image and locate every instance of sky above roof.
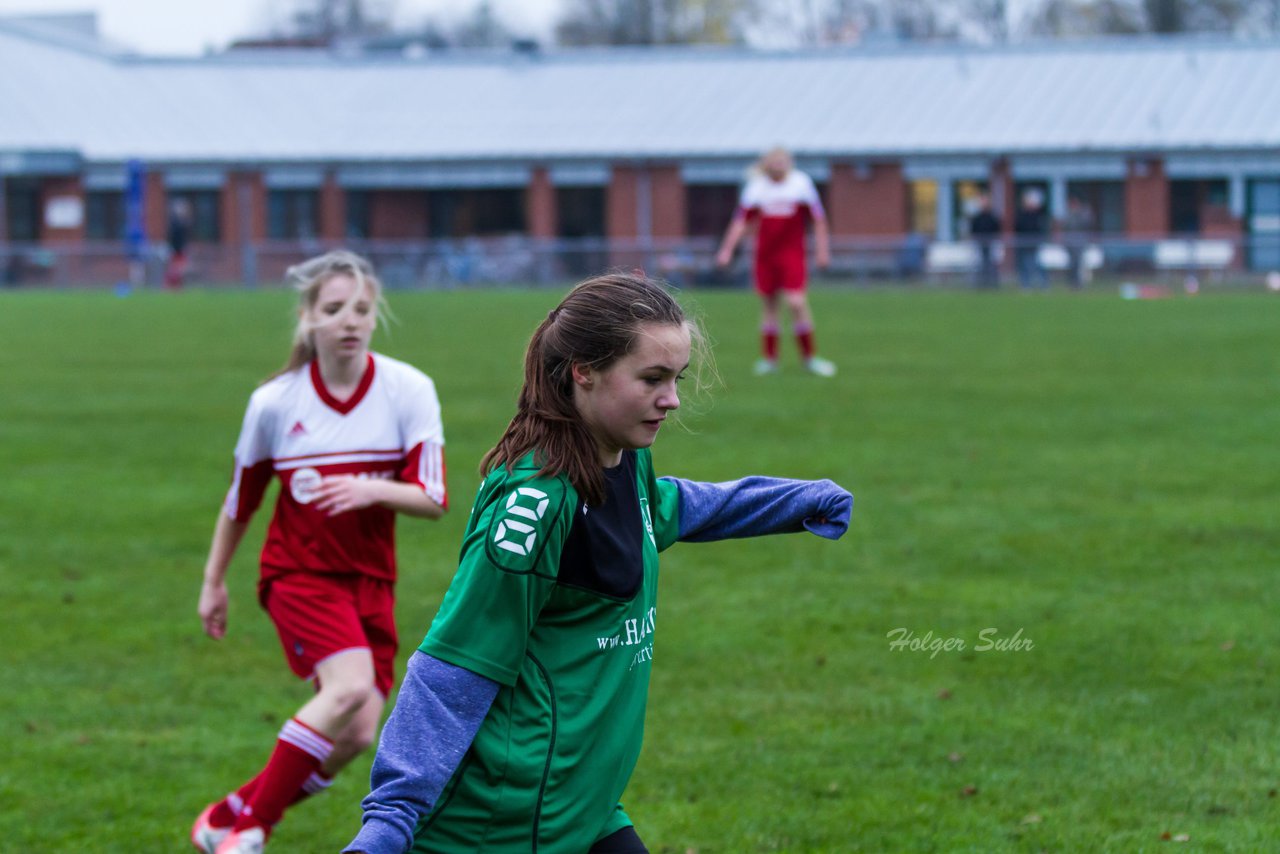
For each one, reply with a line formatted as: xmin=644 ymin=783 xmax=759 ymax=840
xmin=0 ymin=0 xmax=561 ymax=56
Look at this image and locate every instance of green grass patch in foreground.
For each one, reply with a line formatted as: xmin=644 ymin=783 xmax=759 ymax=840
xmin=2 ymin=285 xmax=1279 ymax=851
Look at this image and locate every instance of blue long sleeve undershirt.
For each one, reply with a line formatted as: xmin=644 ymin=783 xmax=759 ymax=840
xmin=346 ymin=475 xmax=852 ymax=854
xmin=345 ymin=652 xmax=499 ymax=854
xmin=660 ymin=475 xmax=853 ymax=542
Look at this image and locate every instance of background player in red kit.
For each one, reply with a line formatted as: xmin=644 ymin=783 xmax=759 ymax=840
xmin=192 ymin=250 xmax=447 ymax=854
xmin=716 ymin=147 xmax=836 ymax=377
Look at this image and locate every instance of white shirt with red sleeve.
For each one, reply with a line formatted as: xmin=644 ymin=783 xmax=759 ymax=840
xmin=738 ymin=169 xmax=826 ymax=262
xmin=223 ymin=352 xmax=446 ymax=583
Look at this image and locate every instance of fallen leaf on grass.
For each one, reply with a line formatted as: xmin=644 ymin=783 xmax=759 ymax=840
xmin=959 ymin=785 xmax=978 ymax=798
xmin=947 ymin=752 xmax=965 ymax=763
xmin=1021 ymin=813 xmax=1042 ymax=825
xmin=1221 ymin=640 xmax=1235 ymax=651
xmin=937 ymin=689 xmax=953 ymax=700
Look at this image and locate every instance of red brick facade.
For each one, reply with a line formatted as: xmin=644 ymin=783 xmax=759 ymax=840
xmin=369 ymin=190 xmax=428 ymax=240
xmin=828 ymin=162 xmax=907 ymax=237
xmin=320 ymin=172 xmax=346 ymax=243
xmin=0 ymin=157 xmax=1240 ymax=255
xmin=527 ymin=167 xmax=557 ymax=240
xmin=1125 ymin=158 xmax=1169 ymax=237
xmin=649 ymin=165 xmax=686 ymax=240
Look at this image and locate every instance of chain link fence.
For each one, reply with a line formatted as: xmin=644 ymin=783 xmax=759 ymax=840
xmin=2 ymin=234 xmax=1278 ymax=289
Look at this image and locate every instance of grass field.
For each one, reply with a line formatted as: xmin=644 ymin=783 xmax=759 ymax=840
xmin=2 ymin=282 xmax=1278 ymax=852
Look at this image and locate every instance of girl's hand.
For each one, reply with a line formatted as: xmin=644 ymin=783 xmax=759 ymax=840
xmin=313 ymin=475 xmax=381 ymax=516
xmin=199 ymin=580 xmax=229 ymax=640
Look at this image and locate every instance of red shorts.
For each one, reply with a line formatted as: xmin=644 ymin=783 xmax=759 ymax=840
xmin=262 ymin=572 xmax=398 ymax=697
xmin=754 ymin=251 xmax=807 ymax=296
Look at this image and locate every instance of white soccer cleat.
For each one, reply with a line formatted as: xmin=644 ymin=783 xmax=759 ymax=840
xmin=191 ymin=803 xmax=232 ymax=854
xmin=753 ymin=358 xmax=779 ymax=376
xmin=214 ymin=826 xmax=266 ymax=854
xmin=805 ymin=356 xmax=837 ymax=377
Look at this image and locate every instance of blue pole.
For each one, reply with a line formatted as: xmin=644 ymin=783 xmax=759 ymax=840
xmin=124 ymin=158 xmax=146 ymax=287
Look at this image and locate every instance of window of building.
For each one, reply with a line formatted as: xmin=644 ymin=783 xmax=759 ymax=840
xmin=86 ymin=191 xmax=126 ymax=240
xmin=1170 ymin=179 xmax=1229 ymax=234
xmin=429 ymin=189 xmax=525 ymax=239
xmin=169 ymin=190 xmax=221 ymax=242
xmin=5 ymin=178 xmax=41 ymax=241
xmin=268 ymin=189 xmax=319 ymax=240
xmin=1066 ymin=181 xmax=1125 ymax=234
xmin=907 ymin=180 xmax=937 ymax=237
xmin=1247 ymin=178 xmax=1280 ymax=270
xmin=556 ymin=187 xmax=605 ymax=239
xmin=685 ymin=184 xmax=738 ymax=238
xmin=345 ymin=190 xmax=371 ymax=240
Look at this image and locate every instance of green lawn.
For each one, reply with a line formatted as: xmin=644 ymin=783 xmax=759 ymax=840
xmin=2 ymin=283 xmax=1278 ymax=852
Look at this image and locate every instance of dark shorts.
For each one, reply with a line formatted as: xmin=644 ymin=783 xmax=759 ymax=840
xmin=263 ymin=571 xmax=397 ymax=697
xmin=588 ymin=826 xmax=648 ymax=854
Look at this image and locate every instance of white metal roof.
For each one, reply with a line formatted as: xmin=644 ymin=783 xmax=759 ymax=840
xmin=1 ymin=19 xmax=1276 ymax=166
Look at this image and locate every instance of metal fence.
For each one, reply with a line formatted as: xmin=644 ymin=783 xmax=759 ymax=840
xmin=2 ymin=234 xmax=1278 ymax=289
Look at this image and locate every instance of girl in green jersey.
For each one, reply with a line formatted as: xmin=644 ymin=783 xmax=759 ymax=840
xmin=347 ymin=272 xmax=852 ymax=854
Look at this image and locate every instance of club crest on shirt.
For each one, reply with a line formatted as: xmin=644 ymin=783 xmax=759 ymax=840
xmin=492 ymin=487 xmax=550 ymax=558
xmin=290 ymin=467 xmax=322 ymax=504
xmin=639 ymin=498 xmax=655 ymax=547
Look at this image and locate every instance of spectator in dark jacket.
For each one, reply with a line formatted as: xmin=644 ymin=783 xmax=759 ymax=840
xmin=968 ymin=193 xmax=1002 ymax=289
xmin=164 ymin=198 xmax=192 ymax=290
xmin=1013 ymin=189 xmax=1048 ymax=289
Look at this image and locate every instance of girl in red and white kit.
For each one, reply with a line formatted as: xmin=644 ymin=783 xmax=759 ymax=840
xmin=192 ymin=250 xmax=447 ymax=854
xmin=716 ymin=147 xmax=836 ymax=377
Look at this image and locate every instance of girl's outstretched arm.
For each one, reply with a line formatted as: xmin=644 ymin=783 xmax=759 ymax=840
xmin=345 ymin=652 xmax=499 ymax=854
xmin=660 ymin=476 xmax=853 ymax=543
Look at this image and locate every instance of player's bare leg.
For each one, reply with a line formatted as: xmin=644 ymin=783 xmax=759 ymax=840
xmin=322 ymin=681 xmax=386 ymax=775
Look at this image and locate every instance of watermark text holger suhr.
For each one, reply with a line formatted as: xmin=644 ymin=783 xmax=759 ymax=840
xmin=886 ymin=627 xmax=1034 ymax=659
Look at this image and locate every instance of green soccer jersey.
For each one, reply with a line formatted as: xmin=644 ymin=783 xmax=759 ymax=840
xmin=413 ymin=448 xmax=681 ymax=853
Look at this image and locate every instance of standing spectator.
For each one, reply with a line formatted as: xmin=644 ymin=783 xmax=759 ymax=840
xmin=165 ymin=198 xmax=193 ymax=290
xmin=1014 ymin=189 xmax=1048 ymax=290
xmin=968 ymin=192 xmax=1002 ymax=289
xmin=191 ymin=250 xmax=448 ymax=854
xmin=344 ymin=272 xmax=852 ymax=854
xmin=715 ymin=147 xmax=836 ymax=377
xmin=1061 ymin=195 xmax=1095 ymax=290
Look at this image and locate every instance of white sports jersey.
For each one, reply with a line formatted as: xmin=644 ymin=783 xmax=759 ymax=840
xmin=738 ymin=170 xmax=825 ymax=259
xmin=740 ymin=170 xmax=825 ymax=220
xmin=224 ymin=352 xmax=446 ymax=582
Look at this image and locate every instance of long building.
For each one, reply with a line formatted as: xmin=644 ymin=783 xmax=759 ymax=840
xmin=2 ymin=14 xmax=1279 ymax=283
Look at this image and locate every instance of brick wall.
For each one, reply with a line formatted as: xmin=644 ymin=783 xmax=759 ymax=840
xmin=1125 ymin=158 xmax=1169 ymax=237
xmin=368 ymin=190 xmax=428 ymax=239
xmin=828 ymin=162 xmax=907 ymax=237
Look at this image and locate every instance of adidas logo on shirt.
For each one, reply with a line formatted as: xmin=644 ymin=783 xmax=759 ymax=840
xmin=288 ymin=421 xmax=307 ymax=437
